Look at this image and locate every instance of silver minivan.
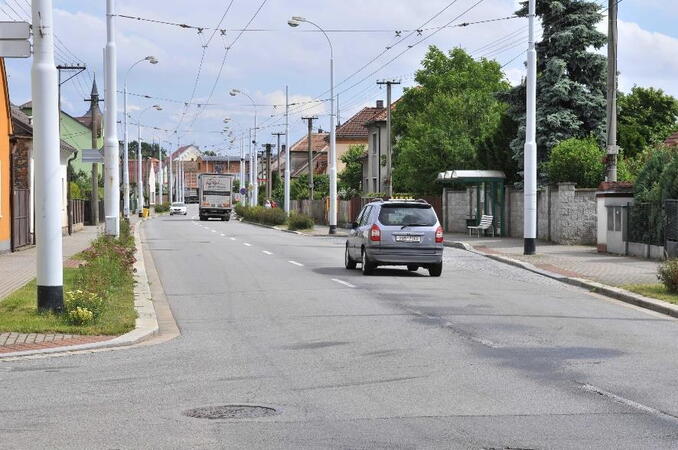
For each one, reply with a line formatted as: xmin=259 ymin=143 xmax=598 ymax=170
xmin=345 ymin=199 xmax=444 ymax=276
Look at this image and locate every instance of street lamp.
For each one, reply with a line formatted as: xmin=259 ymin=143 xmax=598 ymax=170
xmin=135 ymin=104 xmax=162 ymax=216
xmin=124 ymin=55 xmax=158 ymax=217
xmin=288 ymin=15 xmax=337 ymax=234
xmin=230 ymin=89 xmax=258 ymax=206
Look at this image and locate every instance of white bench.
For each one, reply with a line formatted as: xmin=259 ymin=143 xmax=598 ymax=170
xmin=467 ymin=215 xmax=494 ymax=237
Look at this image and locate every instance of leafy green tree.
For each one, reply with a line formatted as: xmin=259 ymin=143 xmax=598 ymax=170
xmin=501 ymin=0 xmax=607 ymax=168
xmin=545 ymin=137 xmax=604 ymax=187
xmin=392 ymin=46 xmax=509 ymax=194
xmin=291 ymin=174 xmax=329 ymax=200
xmin=477 ymin=111 xmax=520 ymax=183
xmin=339 ymin=144 xmax=365 ymax=192
xmin=618 ymin=87 xmax=678 ymax=158
xmin=128 ymin=141 xmax=168 ymax=160
xmin=202 ymin=150 xmax=217 ymax=156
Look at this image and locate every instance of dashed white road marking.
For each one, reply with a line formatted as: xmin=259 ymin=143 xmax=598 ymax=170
xmin=288 ymin=260 xmax=303 ymax=267
xmin=210 ymin=230 xmax=216 ymax=233
xmin=331 ymin=278 xmax=356 ymax=288
xmin=262 ymin=250 xmax=273 ymax=255
xmin=220 ymin=233 xmax=225 ymax=237
xmin=580 ymin=383 xmax=678 ymax=424
xmin=230 ymin=237 xmax=237 ymax=241
xmin=243 ymin=243 xmax=252 ymax=247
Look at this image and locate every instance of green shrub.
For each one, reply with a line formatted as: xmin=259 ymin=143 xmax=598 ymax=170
xmin=65 ymin=289 xmax=105 ymax=320
xmin=545 ymin=137 xmax=604 ymax=187
xmin=154 ymin=202 xmax=170 ymax=213
xmin=234 ymin=203 xmax=248 ymax=218
xmin=237 ymin=205 xmax=287 ymax=226
xmin=658 ymin=259 xmax=678 ymax=293
xmin=66 ymin=307 xmax=94 ymax=325
xmin=288 ymin=213 xmax=314 ymax=231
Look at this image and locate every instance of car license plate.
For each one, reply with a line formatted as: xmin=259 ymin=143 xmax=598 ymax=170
xmin=396 ymin=235 xmax=421 ymax=243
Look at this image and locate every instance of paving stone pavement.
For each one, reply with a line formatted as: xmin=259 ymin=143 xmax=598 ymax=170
xmin=445 ymin=233 xmax=660 ymax=287
xmin=0 ymin=225 xmax=101 ymax=301
xmin=0 ymin=332 xmax=114 ymax=354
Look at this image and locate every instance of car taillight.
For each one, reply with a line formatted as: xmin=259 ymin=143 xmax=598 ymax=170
xmin=370 ymin=224 xmax=381 ymax=241
xmin=435 ymin=226 xmax=444 ymax=243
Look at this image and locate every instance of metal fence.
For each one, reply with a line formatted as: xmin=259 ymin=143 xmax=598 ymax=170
xmin=626 ymin=202 xmax=665 ymax=246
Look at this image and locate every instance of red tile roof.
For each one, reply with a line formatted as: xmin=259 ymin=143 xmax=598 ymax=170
xmin=664 ymin=132 xmax=678 ymax=147
xmin=289 ymin=132 xmax=329 ymax=153
xmin=364 ymin=98 xmax=401 ymax=124
xmin=336 ymin=107 xmax=383 ymax=140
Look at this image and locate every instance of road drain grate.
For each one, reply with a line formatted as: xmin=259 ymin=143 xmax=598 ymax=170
xmin=183 ymin=405 xmax=278 ymax=420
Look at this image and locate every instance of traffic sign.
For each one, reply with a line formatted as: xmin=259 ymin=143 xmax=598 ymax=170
xmin=239 ymin=188 xmax=247 ymax=195
xmin=81 ymin=149 xmax=104 ymax=163
xmin=0 ymin=22 xmax=30 ymax=58
xmin=0 ymin=22 xmax=29 ymax=39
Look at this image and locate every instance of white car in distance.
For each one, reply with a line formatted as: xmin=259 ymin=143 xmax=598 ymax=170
xmin=169 ymin=202 xmax=187 ymax=216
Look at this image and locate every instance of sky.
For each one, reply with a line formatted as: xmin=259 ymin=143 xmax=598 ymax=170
xmin=3 ymin=0 xmax=677 ymax=157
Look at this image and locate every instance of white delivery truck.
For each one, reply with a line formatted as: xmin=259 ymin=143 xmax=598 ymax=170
xmin=198 ymin=173 xmax=234 ymax=221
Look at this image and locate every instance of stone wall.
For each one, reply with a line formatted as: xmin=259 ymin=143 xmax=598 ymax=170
xmin=444 ymin=183 xmax=598 ymax=245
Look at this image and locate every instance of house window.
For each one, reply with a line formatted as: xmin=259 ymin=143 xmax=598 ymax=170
xmin=372 ymin=133 xmax=377 ymax=155
xmin=372 ymin=178 xmax=377 ymax=193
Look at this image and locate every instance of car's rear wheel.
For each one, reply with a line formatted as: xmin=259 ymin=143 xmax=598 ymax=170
xmin=199 ymin=216 xmax=206 ymax=221
xmin=361 ymin=249 xmax=376 ymax=275
xmin=407 ymin=265 xmax=418 ymax=271
xmin=225 ymin=215 xmax=231 ymax=221
xmin=345 ymin=245 xmax=357 ymax=270
xmin=428 ymin=262 xmax=443 ymax=277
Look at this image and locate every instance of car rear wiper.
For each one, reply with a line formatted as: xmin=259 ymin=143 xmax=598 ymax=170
xmin=400 ymin=223 xmax=429 ymax=229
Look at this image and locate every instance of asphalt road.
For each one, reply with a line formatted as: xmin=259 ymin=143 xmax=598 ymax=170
xmin=2 ymin=205 xmax=678 ymax=449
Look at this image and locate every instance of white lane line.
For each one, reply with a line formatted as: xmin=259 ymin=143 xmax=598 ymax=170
xmin=220 ymin=233 xmax=225 ymax=237
xmin=243 ymin=243 xmax=252 ymax=247
xmin=580 ymin=384 xmax=678 ymax=423
xmin=230 ymin=237 xmax=236 ymax=241
xmin=331 ymin=278 xmax=356 ymax=288
xmin=210 ymin=230 xmax=216 ymax=233
xmin=262 ymin=250 xmax=273 ymax=255
xmin=288 ymin=260 xmax=303 ymax=266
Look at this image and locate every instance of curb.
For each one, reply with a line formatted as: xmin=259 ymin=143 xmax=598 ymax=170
xmin=444 ymin=240 xmax=678 ymax=319
xmin=0 ymin=220 xmax=159 ymax=359
xmin=238 ymin=218 xmax=347 ymax=237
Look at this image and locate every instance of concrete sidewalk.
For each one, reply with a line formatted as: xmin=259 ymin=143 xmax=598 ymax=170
xmin=444 ymin=233 xmax=659 ymax=287
xmin=0 ymin=226 xmax=101 ymax=301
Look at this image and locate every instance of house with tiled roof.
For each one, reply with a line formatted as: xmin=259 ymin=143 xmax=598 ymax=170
xmin=362 ymin=99 xmax=400 ymax=194
xmin=278 ymin=130 xmax=329 ymax=179
xmin=332 ymin=102 xmax=384 ymax=173
xmin=664 ymin=131 xmax=678 ymax=147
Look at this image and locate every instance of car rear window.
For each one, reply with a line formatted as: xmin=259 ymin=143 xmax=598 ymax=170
xmin=378 ymin=205 xmax=437 ymax=226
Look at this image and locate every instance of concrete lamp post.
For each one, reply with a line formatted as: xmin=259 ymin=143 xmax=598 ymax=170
xmin=135 ymin=104 xmax=162 ymax=216
xmin=123 ymin=55 xmax=158 ymax=217
xmin=230 ymin=89 xmax=258 ymax=206
xmin=288 ymin=16 xmax=337 ymax=234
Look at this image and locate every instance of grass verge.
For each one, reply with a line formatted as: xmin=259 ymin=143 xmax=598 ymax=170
xmin=624 ymin=284 xmax=678 ymax=305
xmin=0 ymin=221 xmax=137 ymax=336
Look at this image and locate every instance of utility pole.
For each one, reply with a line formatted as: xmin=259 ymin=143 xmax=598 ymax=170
xmin=32 ymin=0 xmax=63 ymax=311
xmin=336 ymin=94 xmax=341 ymax=127
xmin=157 ymin=140 xmax=163 ymax=205
xmin=84 ymin=76 xmax=100 ymax=226
xmin=272 ymin=131 xmax=285 ymax=179
xmin=239 ymin=133 xmax=245 ymax=201
xmin=302 ymin=116 xmax=317 ymax=201
xmin=137 ymin=124 xmax=143 ymax=215
xmin=284 ymin=85 xmax=291 ymax=214
xmin=263 ymin=143 xmax=275 ymax=199
xmin=606 ymin=0 xmax=618 ymax=182
xmin=523 ymin=0 xmax=537 ymax=255
xmin=377 ymin=79 xmax=400 ymax=197
xmin=104 ymin=0 xmax=120 ymax=236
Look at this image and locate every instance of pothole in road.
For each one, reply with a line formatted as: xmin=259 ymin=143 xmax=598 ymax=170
xmin=183 ymin=405 xmax=279 ymax=420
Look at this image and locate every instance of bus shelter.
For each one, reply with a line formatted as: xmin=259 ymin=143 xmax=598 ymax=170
xmin=437 ymin=170 xmax=506 ymax=236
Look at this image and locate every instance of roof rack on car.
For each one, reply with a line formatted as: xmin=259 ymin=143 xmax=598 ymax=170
xmin=368 ymin=197 xmax=383 ymax=203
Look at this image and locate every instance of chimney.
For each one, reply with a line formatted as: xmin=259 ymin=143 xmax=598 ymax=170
xmin=376 ymin=100 xmax=384 ymax=108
